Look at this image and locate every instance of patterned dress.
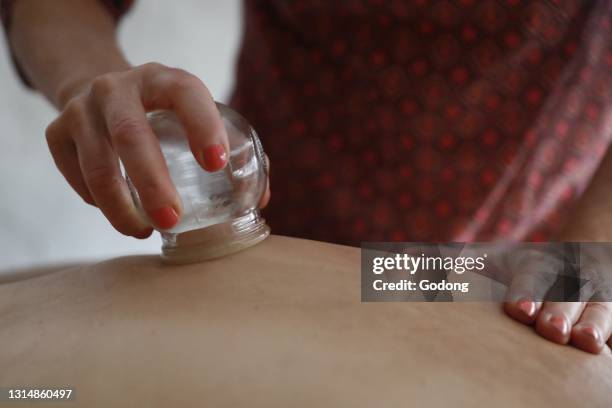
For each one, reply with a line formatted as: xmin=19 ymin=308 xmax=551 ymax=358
xmin=3 ymin=0 xmax=612 ymax=246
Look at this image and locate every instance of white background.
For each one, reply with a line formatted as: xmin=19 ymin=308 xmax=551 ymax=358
xmin=0 ymin=0 xmax=242 ymax=273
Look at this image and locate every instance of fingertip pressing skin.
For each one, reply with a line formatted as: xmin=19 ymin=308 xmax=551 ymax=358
xmin=570 ymin=324 xmax=604 ymax=354
xmin=501 ymin=266 xmax=612 ymax=352
xmin=569 ymin=302 xmax=612 ymax=354
xmin=536 ymin=313 xmax=571 ymax=344
xmin=503 ymin=267 xmax=553 ymax=327
xmin=504 ymin=299 xmax=540 ymax=325
xmin=505 ymin=296 xmax=611 ymax=353
xmin=535 ymin=302 xmax=585 ymax=346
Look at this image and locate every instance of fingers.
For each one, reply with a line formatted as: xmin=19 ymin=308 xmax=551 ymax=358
xmin=91 ymin=75 xmax=182 ymax=230
xmin=46 ymin=119 xmax=94 ymax=206
xmin=77 ymin=135 xmax=153 ymax=238
xmin=502 ymin=246 xmax=612 ymax=353
xmin=535 ymin=302 xmax=585 ymax=345
xmin=46 ymin=62 xmax=231 ymax=237
xmin=571 ymin=302 xmax=612 ymax=354
xmin=503 ymin=248 xmax=564 ymax=325
xmin=503 ymin=267 xmax=558 ymax=325
xmin=504 ymin=269 xmax=612 ymax=353
xmin=47 ymin=97 xmax=153 ymax=238
xmin=259 ymin=179 xmax=271 ymax=208
xmin=138 ymin=64 xmax=229 ymax=172
xmin=259 ymin=154 xmax=270 ymax=208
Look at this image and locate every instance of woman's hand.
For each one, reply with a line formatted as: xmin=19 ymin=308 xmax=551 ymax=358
xmin=503 ymin=247 xmax=612 ymax=354
xmin=45 ymin=63 xmax=231 ymax=238
xmin=9 ymin=2 xmax=270 ymax=238
xmin=505 ymin=299 xmax=612 ymax=354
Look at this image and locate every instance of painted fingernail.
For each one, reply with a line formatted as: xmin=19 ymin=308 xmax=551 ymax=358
xmin=148 ymin=206 xmax=179 ymax=229
xmin=516 ymin=298 xmax=536 ymax=317
xmin=549 ymin=315 xmax=569 ymax=335
xmin=133 ymin=228 xmax=153 ymax=239
xmin=580 ymin=325 xmax=602 ymax=345
xmin=202 ymin=144 xmax=227 ymax=172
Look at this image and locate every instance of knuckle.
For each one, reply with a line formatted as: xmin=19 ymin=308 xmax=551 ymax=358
xmin=169 ymin=70 xmax=203 ymax=92
xmin=142 ymin=61 xmax=164 ymax=71
xmin=109 ymin=118 xmax=147 ymax=148
xmin=63 ymin=97 xmax=87 ymax=119
xmin=90 ymin=74 xmax=118 ymax=99
xmin=45 ymin=119 xmax=62 ymax=147
xmin=60 ymin=98 xmax=90 ymax=133
xmin=139 ymin=62 xmax=165 ymax=77
xmin=588 ymin=301 xmax=612 ymax=316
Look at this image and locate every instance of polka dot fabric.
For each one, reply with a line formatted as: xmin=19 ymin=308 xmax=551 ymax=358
xmin=3 ymin=0 xmax=611 ymax=246
xmin=230 ymin=0 xmax=612 ymax=245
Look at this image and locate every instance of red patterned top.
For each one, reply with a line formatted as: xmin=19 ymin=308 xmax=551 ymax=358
xmin=3 ymin=0 xmax=612 ymax=246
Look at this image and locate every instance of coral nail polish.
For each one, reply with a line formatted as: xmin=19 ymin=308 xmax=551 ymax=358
xmin=148 ymin=206 xmax=179 ymax=230
xmin=134 ymin=228 xmax=154 ymax=239
xmin=516 ymin=298 xmax=535 ymax=317
xmin=127 ymin=104 xmax=270 ymax=264
xmin=549 ymin=315 xmax=568 ymax=335
xmin=581 ymin=325 xmax=601 ymax=344
xmin=202 ymin=144 xmax=228 ymax=172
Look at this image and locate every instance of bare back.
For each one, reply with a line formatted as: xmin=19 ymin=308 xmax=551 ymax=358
xmin=1 ymin=236 xmax=611 ymax=407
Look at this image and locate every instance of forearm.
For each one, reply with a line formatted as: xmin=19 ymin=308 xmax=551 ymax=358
xmin=8 ymin=0 xmax=130 ymax=108
xmin=559 ymin=146 xmax=612 ymax=241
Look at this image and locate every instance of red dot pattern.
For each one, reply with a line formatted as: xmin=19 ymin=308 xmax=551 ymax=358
xmin=73 ymin=0 xmax=612 ymax=245
xmin=228 ymin=0 xmax=612 ymax=245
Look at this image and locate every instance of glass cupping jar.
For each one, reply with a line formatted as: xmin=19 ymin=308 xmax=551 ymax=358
xmin=128 ymin=103 xmax=270 ymax=264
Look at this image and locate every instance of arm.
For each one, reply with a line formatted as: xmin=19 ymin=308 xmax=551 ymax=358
xmin=9 ymin=0 xmax=130 ymax=107
xmin=6 ymin=0 xmax=229 ymax=237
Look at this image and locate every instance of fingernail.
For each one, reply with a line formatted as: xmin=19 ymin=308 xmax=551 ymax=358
xmin=516 ymin=298 xmax=536 ymax=317
xmin=148 ymin=206 xmax=179 ymax=229
xmin=549 ymin=315 xmax=569 ymax=335
xmin=580 ymin=325 xmax=602 ymax=345
xmin=202 ymin=144 xmax=228 ymax=171
xmin=133 ymin=228 xmax=153 ymax=239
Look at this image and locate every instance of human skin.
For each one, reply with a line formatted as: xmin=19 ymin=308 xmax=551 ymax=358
xmin=8 ymin=0 xmax=245 ymax=237
xmin=504 ymin=141 xmax=612 ymax=353
xmin=0 ymin=236 xmax=611 ymax=408
xmin=5 ymin=0 xmax=611 ymax=352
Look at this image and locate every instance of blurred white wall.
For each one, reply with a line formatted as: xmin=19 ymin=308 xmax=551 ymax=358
xmin=0 ymin=0 xmax=242 ymax=273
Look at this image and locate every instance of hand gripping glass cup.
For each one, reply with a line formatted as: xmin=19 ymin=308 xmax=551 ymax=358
xmin=127 ymin=103 xmax=270 ymax=264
